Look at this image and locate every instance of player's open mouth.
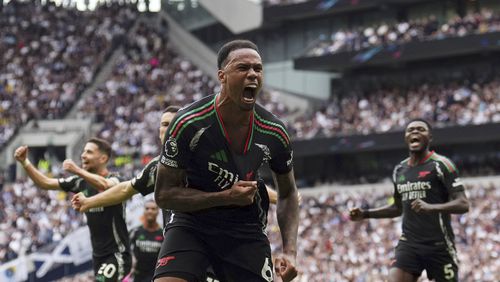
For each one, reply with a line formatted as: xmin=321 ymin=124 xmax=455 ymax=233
xmin=409 ymin=136 xmax=421 ymax=146
xmin=243 ymin=85 xmax=257 ymax=103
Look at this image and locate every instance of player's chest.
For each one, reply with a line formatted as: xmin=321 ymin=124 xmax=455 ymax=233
xmin=134 ymin=231 xmax=163 ymax=252
xmin=190 ymin=126 xmax=272 ymax=189
xmin=395 ymin=164 xmax=442 ymax=200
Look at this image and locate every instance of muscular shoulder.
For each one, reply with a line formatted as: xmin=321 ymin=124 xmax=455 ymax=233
xmin=392 ymin=158 xmax=408 ymax=182
xmin=429 ymin=153 xmax=459 ymax=174
xmin=167 ymin=95 xmax=216 ymax=140
xmin=254 ymin=103 xmax=291 ymax=149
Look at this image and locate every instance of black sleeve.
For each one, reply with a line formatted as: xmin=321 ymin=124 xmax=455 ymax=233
xmin=269 ymin=127 xmax=293 ymax=174
xmin=130 ymin=158 xmax=158 ymax=196
xmin=58 ymin=175 xmax=83 ymax=193
xmin=159 ymin=112 xmax=192 ymax=169
xmin=129 ymin=227 xmax=138 ymax=251
xmin=437 ymin=159 xmax=465 ymax=195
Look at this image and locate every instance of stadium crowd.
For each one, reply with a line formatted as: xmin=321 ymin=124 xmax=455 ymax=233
xmin=0 ymin=179 xmax=85 ymax=263
xmin=0 ymin=1 xmax=136 ymax=148
xmin=307 ymin=9 xmax=500 ymax=57
xmin=291 ymin=76 xmax=500 ymax=139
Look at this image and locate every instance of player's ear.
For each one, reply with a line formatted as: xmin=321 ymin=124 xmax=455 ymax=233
xmin=218 ymin=69 xmax=225 ymax=83
xmin=100 ymin=153 xmax=109 ymax=164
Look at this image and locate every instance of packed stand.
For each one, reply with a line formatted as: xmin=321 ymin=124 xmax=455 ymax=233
xmin=291 ymin=77 xmax=500 ymax=139
xmin=0 ymin=1 xmax=135 ymax=148
xmin=0 ymin=179 xmax=85 ymax=263
xmin=75 ymin=22 xmax=218 ymax=177
xmin=267 ymin=182 xmax=500 ymax=282
xmin=307 ymin=9 xmax=500 ymax=57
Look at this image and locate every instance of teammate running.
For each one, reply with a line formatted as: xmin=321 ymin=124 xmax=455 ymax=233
xmin=14 ymin=138 xmax=131 ymax=281
xmin=349 ymin=119 xmax=469 ymax=282
xmin=154 ymin=39 xmax=299 ymax=282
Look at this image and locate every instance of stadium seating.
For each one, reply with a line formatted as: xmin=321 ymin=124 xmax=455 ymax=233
xmin=0 ymin=1 xmax=136 ymax=148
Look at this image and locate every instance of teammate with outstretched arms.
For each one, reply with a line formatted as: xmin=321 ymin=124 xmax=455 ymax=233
xmin=14 ymin=138 xmax=131 ymax=282
xmin=349 ymin=119 xmax=469 ymax=282
xmin=154 ymin=40 xmax=299 ymax=282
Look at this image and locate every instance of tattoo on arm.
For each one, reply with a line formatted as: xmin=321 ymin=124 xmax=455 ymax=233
xmin=273 ymin=170 xmax=299 ymax=256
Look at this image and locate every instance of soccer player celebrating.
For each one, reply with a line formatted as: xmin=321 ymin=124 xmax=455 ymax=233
xmin=154 ymin=40 xmax=299 ymax=282
xmin=14 ymin=138 xmax=131 ymax=282
xmin=129 ymin=200 xmax=164 ymax=282
xmin=349 ymin=119 xmax=469 ymax=282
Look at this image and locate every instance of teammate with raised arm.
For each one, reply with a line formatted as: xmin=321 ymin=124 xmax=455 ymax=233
xmin=14 ymin=138 xmax=131 ymax=282
xmin=350 ymin=119 xmax=469 ymax=282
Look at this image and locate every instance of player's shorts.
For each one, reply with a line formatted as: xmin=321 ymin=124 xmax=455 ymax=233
xmin=93 ymin=252 xmax=132 ymax=282
xmin=392 ymin=240 xmax=458 ymax=282
xmin=153 ymin=226 xmax=274 ymax=282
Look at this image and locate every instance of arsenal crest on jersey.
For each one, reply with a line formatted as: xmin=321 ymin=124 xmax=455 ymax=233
xmin=165 ymin=137 xmax=178 ymax=158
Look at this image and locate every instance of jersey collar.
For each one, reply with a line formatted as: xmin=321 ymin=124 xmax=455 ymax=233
xmin=214 ymin=93 xmax=254 ymax=154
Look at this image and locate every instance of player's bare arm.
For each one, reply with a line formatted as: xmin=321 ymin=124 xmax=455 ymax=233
xmin=411 ymin=190 xmax=469 ymax=214
xmin=63 ymin=159 xmax=118 ymax=191
xmin=14 ymin=145 xmax=60 ymax=190
xmin=273 ymin=169 xmax=299 ymax=281
xmin=350 ymin=191 xmax=402 ymax=220
xmin=72 ymin=180 xmax=137 ymax=212
xmin=273 ymin=169 xmax=299 ymax=255
xmin=154 ymin=164 xmax=258 ymax=211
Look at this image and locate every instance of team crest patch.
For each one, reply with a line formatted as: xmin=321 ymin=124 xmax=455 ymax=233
xmin=165 ymin=138 xmax=178 ymax=158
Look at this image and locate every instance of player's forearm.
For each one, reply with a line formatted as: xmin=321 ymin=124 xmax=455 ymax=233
xmin=430 ymin=198 xmax=469 ymax=214
xmin=23 ymin=161 xmax=59 ymax=190
xmin=155 ymin=186 xmax=231 ymax=211
xmin=266 ymin=186 xmax=278 ymax=205
xmin=365 ymin=204 xmax=401 ymax=219
xmin=75 ymin=169 xmax=110 ymax=191
xmin=277 ymin=191 xmax=299 ymax=256
xmin=87 ymin=181 xmax=136 ymax=208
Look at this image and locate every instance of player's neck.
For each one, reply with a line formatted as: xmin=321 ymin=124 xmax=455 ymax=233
xmin=94 ymin=167 xmax=109 ymax=177
xmin=143 ymin=221 xmax=159 ymax=231
xmin=408 ymin=149 xmax=431 ymax=166
xmin=217 ymin=93 xmax=253 ymax=127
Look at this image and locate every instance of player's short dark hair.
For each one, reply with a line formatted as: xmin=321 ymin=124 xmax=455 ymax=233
xmin=217 ymin=39 xmax=260 ymax=70
xmin=406 ymin=118 xmax=433 ymax=132
xmin=145 ymin=199 xmax=157 ymax=206
xmin=86 ymin=137 xmax=112 ymax=159
xmin=162 ymin=105 xmax=180 ymax=114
